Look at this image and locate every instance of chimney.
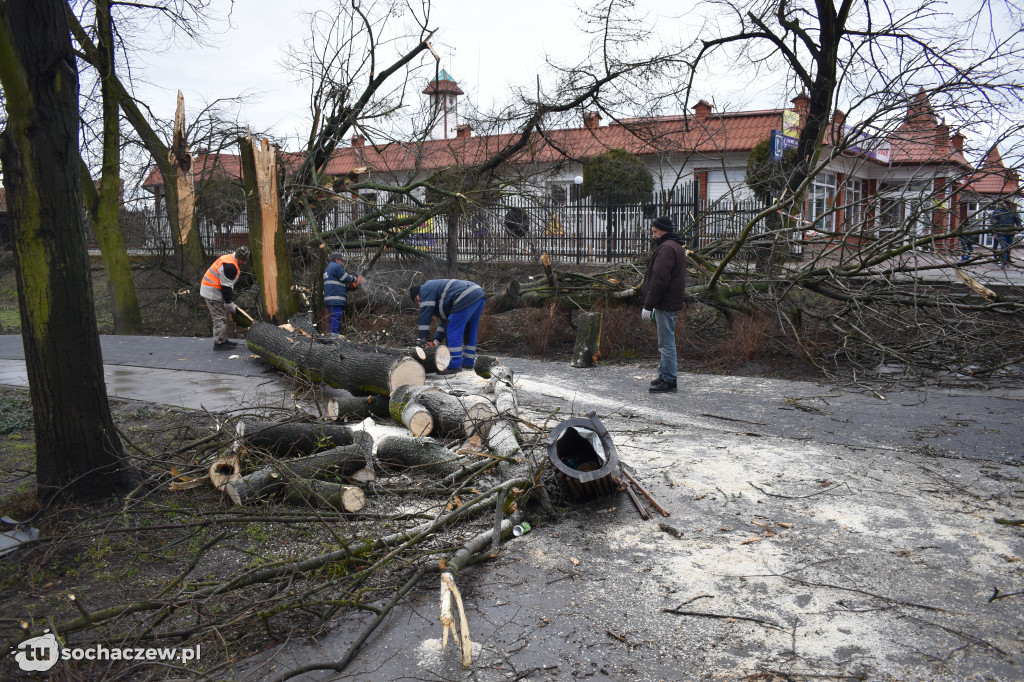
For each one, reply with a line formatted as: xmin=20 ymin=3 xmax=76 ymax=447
xmin=936 ymin=122 xmax=950 ymax=147
xmin=351 ymin=134 xmax=364 ymax=148
xmin=456 ymin=124 xmax=472 ymax=139
xmin=692 ymin=100 xmax=712 ymax=122
xmin=951 ymin=132 xmax=964 ymax=151
xmin=583 ymin=111 xmax=601 ymax=129
xmin=791 ymin=91 xmax=810 ymax=126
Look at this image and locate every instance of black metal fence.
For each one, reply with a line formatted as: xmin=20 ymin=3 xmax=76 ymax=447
xmin=98 ymin=183 xmax=806 ymax=261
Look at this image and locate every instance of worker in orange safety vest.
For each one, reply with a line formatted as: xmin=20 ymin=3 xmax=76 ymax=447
xmin=200 ymin=246 xmax=249 ymax=350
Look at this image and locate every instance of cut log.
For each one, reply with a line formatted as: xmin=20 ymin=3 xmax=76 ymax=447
xmin=390 ymin=385 xmax=496 ymax=438
xmin=246 ymin=321 xmax=424 ymax=396
xmin=238 ymin=420 xmax=356 ymax=456
xmin=474 ymin=355 xmax=499 ymax=379
xmin=209 ymin=455 xmax=241 ymax=490
xmin=327 ymin=395 xmax=391 ymax=422
xmin=284 ymin=478 xmax=366 ymax=512
xmin=413 ymin=344 xmax=452 ymax=373
xmin=376 ymin=435 xmax=465 ymax=477
xmin=571 ymin=312 xmax=602 ymax=368
xmin=224 ymin=469 xmax=283 ymax=505
xmin=487 ymin=365 xmax=518 ymax=419
xmin=272 ymin=432 xmax=373 ymax=479
xmin=346 ymin=468 xmax=377 ymax=484
xmin=401 ymin=399 xmax=435 ymax=437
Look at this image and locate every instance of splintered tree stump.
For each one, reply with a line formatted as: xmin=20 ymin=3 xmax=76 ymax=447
xmin=474 ymin=355 xmax=499 ymax=379
xmin=285 ymin=478 xmax=365 ymax=512
xmin=390 ymin=385 xmax=496 ymax=438
xmin=238 ymin=420 xmax=356 ymax=456
xmin=571 ymin=312 xmax=602 ymax=368
xmin=246 ymin=321 xmax=424 ymax=396
xmin=328 ymin=395 xmax=391 ymax=422
xmin=376 ymin=435 xmax=465 ymax=477
xmin=224 ymin=469 xmax=283 ymax=505
xmin=413 ymin=344 xmax=452 ymax=373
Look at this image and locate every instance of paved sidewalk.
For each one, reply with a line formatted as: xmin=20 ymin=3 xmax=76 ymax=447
xmin=0 ymin=334 xmax=295 ymax=412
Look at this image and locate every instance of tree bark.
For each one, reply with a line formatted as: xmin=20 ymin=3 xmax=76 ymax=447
xmin=284 ymin=478 xmax=365 ymax=512
xmin=224 ymin=468 xmax=283 ymax=506
xmin=238 ymin=420 xmax=357 ymax=457
xmin=473 ymin=355 xmax=500 ymax=379
xmin=82 ymin=0 xmax=142 ymax=334
xmin=328 ymin=395 xmax=391 ymax=422
xmin=571 ymin=312 xmax=602 ymax=368
xmin=239 ymin=135 xmax=300 ymax=324
xmin=246 ymin=321 xmax=424 ymax=397
xmin=270 ymin=433 xmax=373 ymax=480
xmin=375 ymin=435 xmax=465 ymax=477
xmin=0 ymin=0 xmax=139 ymax=501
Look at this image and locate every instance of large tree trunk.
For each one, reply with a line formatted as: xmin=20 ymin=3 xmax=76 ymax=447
xmin=389 ymin=385 xmax=496 ymax=439
xmin=246 ymin=321 xmax=424 ymax=396
xmin=376 ymin=435 xmax=466 ymax=477
xmin=239 ymin=135 xmax=300 ymax=324
xmin=284 ymin=478 xmax=365 ymax=512
xmin=0 ymin=0 xmax=139 ymax=501
xmin=82 ymin=0 xmax=142 ymax=334
xmin=571 ymin=312 xmax=602 ymax=368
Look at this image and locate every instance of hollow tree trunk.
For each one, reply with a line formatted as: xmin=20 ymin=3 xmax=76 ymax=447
xmin=246 ymin=321 xmax=424 ymax=396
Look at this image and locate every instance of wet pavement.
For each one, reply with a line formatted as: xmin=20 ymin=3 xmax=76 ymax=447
xmin=1 ymin=334 xmax=1023 ymax=680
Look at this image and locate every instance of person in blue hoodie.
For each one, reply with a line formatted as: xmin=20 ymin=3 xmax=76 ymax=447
xmin=409 ymin=279 xmax=486 ymax=371
xmin=323 ymin=252 xmax=363 ymax=335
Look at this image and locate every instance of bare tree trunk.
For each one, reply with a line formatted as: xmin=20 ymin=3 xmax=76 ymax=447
xmin=238 ymin=135 xmax=300 ymax=324
xmin=0 ymin=0 xmax=139 ymax=501
xmin=80 ymin=0 xmax=143 ymax=334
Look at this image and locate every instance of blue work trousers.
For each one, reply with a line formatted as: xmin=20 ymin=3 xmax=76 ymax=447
xmin=444 ymin=298 xmax=485 ymax=369
xmin=325 ymin=305 xmax=345 ymax=334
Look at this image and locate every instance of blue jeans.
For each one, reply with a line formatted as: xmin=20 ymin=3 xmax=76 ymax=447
xmin=655 ymin=309 xmax=678 ymax=384
xmin=444 ymin=298 xmax=485 ymax=368
xmin=995 ymin=234 xmax=1012 ymax=264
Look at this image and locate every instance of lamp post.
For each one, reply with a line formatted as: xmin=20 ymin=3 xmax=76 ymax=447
xmin=574 ymin=175 xmax=584 ymax=264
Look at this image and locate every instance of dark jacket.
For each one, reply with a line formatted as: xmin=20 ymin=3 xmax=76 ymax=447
xmin=991 ymin=206 xmax=1022 ymax=234
xmin=416 ymin=279 xmax=486 ymax=341
xmin=643 ymin=234 xmax=687 ymax=312
xmin=323 ymin=261 xmax=357 ymax=307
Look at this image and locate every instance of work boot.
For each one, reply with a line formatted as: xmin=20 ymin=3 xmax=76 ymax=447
xmin=650 ymin=377 xmax=663 ymax=386
xmin=213 ymin=342 xmax=233 ymax=351
xmin=649 ymin=379 xmax=677 ymax=393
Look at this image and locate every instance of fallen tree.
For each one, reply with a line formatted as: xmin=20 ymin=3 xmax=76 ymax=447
xmin=246 ymin=321 xmax=424 ymax=396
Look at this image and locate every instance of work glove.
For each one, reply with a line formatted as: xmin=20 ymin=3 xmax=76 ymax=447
xmin=226 ymin=303 xmax=238 ymax=313
xmin=424 ymin=340 xmax=438 ymax=348
xmin=641 ymin=308 xmax=653 ymax=322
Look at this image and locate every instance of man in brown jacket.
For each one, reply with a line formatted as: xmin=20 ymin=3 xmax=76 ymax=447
xmin=642 ymin=216 xmax=687 ymax=393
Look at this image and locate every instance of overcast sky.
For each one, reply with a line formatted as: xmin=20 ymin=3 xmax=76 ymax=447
xmin=128 ymin=0 xmax=732 ymax=146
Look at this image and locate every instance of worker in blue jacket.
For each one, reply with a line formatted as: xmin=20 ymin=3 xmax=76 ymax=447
xmin=323 ymin=252 xmax=363 ymax=335
xmin=409 ymin=279 xmax=486 ymax=370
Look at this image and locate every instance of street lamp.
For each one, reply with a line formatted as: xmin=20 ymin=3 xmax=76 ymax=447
xmin=574 ymin=175 xmax=584 ymax=264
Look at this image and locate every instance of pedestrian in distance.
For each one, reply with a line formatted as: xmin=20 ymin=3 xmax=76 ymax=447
xmin=322 ymin=251 xmax=364 ymax=336
xmin=409 ymin=279 xmax=486 ymax=373
xmin=990 ymin=200 xmax=1021 ymax=267
xmin=641 ymin=216 xmax=688 ymax=393
xmin=200 ymin=246 xmax=249 ymax=350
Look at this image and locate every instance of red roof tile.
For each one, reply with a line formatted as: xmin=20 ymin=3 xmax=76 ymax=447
xmin=886 ymin=91 xmax=970 ymax=167
xmin=961 ymin=146 xmax=1019 ymax=195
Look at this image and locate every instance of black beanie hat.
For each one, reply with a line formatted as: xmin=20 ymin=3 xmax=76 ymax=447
xmin=328 ymin=251 xmax=344 ymax=262
xmin=652 ymin=215 xmax=675 ymax=232
xmin=409 ymin=284 xmax=421 ymax=302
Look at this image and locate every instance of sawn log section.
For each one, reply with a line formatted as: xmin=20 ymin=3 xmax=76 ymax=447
xmin=247 ymin=321 xmax=424 ymax=396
